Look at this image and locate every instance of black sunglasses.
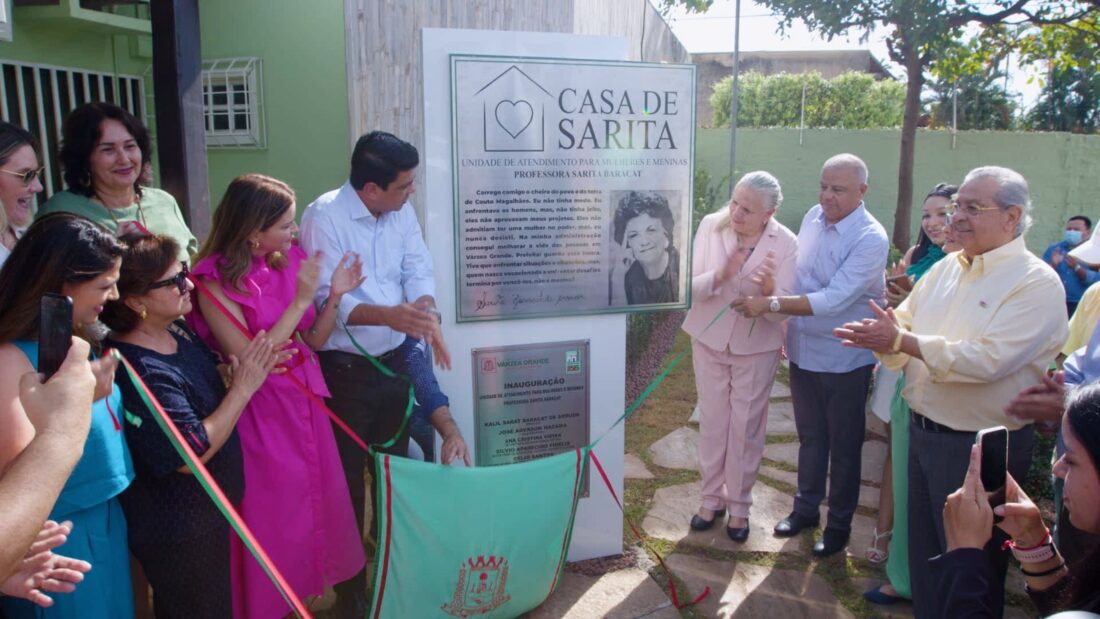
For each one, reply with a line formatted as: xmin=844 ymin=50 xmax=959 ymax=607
xmin=0 ymin=166 xmax=45 ymax=186
xmin=148 ymin=263 xmax=190 ymax=294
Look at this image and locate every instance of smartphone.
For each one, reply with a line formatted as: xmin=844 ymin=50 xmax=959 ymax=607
xmin=886 ymin=274 xmax=913 ymax=292
xmin=38 ymin=293 xmax=74 ymax=380
xmin=976 ymin=425 xmax=1009 ymax=521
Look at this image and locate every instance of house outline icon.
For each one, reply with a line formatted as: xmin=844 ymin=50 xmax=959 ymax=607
xmin=473 ymin=65 xmax=553 ymax=153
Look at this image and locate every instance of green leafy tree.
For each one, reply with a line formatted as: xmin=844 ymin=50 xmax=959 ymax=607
xmin=926 ymin=71 xmax=1018 ymax=130
xmin=1025 ymin=65 xmax=1100 ymax=132
xmin=668 ymin=0 xmax=1100 ymax=249
xmin=710 ymin=71 xmax=904 ymax=128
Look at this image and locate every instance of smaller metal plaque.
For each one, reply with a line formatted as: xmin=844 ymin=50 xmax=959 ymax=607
xmin=472 ymin=340 xmax=590 ymax=493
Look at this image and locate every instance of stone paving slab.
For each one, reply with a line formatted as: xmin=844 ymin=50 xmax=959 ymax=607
xmin=642 ymin=479 xmax=880 ymax=559
xmin=767 ymin=400 xmax=797 ymax=434
xmin=770 ymin=380 xmax=791 ymax=399
xmin=665 ymin=553 xmax=856 ymax=618
xmin=624 ymin=453 xmax=655 ymax=480
xmin=763 ymin=440 xmax=888 ymax=486
xmin=648 ymin=426 xmax=699 ymax=470
xmin=851 ymin=577 xmax=1034 ymax=619
xmin=524 ymin=568 xmax=679 ymax=619
xmin=759 ymin=465 xmax=882 ymax=512
xmin=642 ymin=481 xmax=805 ymax=554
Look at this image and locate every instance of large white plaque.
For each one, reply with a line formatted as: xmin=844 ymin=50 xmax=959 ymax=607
xmin=423 ymin=28 xmax=637 ymax=562
xmin=451 ymin=56 xmax=695 ymax=321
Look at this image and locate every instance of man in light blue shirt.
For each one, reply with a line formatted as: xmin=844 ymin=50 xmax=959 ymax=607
xmin=1041 ymin=215 xmax=1098 ymax=317
xmin=300 ymin=131 xmax=468 ymax=616
xmin=735 ymin=153 xmax=888 ymax=557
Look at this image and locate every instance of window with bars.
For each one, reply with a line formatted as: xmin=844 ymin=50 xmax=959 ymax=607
xmin=0 ymin=61 xmax=145 ymax=200
xmin=202 ymin=57 xmax=265 ymax=148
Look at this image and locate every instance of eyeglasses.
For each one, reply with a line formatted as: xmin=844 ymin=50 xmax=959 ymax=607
xmin=945 ymin=196 xmax=1002 ymax=219
xmin=148 ymin=263 xmax=190 ymax=294
xmin=0 ymin=167 xmax=45 ymax=186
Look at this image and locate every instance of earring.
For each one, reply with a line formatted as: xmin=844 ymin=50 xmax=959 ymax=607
xmin=250 ymin=239 xmax=260 ymax=249
xmin=140 ymin=307 xmax=148 ymax=320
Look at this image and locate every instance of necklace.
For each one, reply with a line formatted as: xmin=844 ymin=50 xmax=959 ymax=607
xmin=96 ymin=193 xmax=148 ymax=232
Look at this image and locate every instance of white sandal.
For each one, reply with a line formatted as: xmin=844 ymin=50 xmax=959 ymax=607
xmin=867 ymin=528 xmax=892 ymax=563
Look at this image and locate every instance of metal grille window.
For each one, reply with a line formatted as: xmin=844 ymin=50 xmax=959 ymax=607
xmin=202 ymin=57 xmax=265 ymax=148
xmin=0 ymin=61 xmax=145 ymax=200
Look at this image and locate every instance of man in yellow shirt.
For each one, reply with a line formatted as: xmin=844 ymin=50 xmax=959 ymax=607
xmin=835 ymin=166 xmax=1068 ymax=619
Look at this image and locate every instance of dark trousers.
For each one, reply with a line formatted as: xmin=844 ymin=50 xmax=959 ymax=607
xmin=319 ymin=349 xmax=411 ymax=601
xmin=131 ymin=526 xmax=231 ymax=619
xmin=908 ymin=420 xmax=1033 ymax=619
xmin=789 ymin=362 xmax=873 ymax=533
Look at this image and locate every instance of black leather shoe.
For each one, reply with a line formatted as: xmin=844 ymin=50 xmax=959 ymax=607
xmin=726 ymin=524 xmax=750 ymax=542
xmin=812 ymin=527 xmax=850 ymax=558
xmin=773 ymin=511 xmax=819 ymax=537
xmin=689 ymin=508 xmax=726 ymax=531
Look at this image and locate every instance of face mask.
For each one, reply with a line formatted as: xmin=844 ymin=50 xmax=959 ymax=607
xmin=1064 ymin=230 xmax=1084 ymax=245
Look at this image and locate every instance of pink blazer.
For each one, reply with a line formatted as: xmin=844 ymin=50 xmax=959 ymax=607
xmin=682 ymin=213 xmax=798 ymax=355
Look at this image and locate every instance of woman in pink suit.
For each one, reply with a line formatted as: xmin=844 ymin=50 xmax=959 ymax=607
xmin=682 ymin=171 xmax=797 ymax=542
xmin=188 ymin=174 xmax=366 ymax=618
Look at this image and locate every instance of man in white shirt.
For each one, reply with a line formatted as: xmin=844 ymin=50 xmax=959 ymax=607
xmin=300 ymin=131 xmax=468 ymax=614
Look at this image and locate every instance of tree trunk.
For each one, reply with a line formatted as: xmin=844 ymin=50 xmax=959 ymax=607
xmin=894 ymin=50 xmax=925 ymax=251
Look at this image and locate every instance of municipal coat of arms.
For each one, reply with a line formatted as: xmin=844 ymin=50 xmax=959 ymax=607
xmin=441 ymin=555 xmax=511 ymax=617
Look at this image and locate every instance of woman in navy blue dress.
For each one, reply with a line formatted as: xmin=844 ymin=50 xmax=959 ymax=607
xmin=101 ymin=234 xmax=281 ymax=619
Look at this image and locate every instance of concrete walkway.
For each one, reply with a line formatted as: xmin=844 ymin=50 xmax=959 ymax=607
xmin=526 ymin=359 xmax=1037 ymax=618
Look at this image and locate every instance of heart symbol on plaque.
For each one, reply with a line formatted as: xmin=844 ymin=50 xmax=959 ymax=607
xmin=494 ymin=100 xmax=534 ymax=139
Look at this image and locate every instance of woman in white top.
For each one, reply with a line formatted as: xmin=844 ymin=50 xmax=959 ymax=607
xmin=0 ymin=123 xmax=44 ymax=268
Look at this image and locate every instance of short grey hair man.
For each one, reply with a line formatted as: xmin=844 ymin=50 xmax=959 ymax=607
xmin=961 ymin=165 xmax=1033 ymax=236
xmin=823 ymin=153 xmax=869 ymax=185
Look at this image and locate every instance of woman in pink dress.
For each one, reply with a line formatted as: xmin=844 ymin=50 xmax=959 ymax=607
xmin=188 ymin=173 xmax=366 ymax=618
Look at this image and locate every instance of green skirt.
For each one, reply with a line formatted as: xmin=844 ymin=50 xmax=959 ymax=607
xmin=885 ymin=377 xmax=911 ymax=598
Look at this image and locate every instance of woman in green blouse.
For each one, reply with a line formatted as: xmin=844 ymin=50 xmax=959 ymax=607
xmin=38 ymin=102 xmax=197 ymax=263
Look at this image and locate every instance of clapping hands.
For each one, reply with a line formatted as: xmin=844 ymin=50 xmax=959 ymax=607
xmin=834 ymin=300 xmax=901 ymax=353
xmin=749 ymin=250 xmax=777 ymax=296
xmin=295 ymin=252 xmax=324 ymax=305
xmin=330 ymin=251 xmax=366 ymax=297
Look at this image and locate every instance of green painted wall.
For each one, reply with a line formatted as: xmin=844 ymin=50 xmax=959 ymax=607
xmin=199 ymin=0 xmax=349 ymax=217
xmin=0 ymin=12 xmax=149 ymax=76
xmin=696 ymin=128 xmax=1100 ymax=253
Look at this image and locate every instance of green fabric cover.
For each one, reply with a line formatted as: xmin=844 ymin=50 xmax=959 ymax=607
xmin=369 ymin=448 xmax=588 ymax=618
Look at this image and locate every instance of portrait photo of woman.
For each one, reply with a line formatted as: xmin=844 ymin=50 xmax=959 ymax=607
xmin=609 ymin=189 xmax=682 ymax=307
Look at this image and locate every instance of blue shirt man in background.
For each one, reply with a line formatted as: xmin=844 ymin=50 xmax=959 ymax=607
xmin=734 ymin=153 xmax=889 ymax=557
xmin=1042 ymin=215 xmax=1098 ymax=316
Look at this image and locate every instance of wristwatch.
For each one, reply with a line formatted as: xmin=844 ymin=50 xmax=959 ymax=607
xmin=426 ymin=306 xmax=442 ymax=323
xmin=768 ymin=297 xmax=780 ymax=313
